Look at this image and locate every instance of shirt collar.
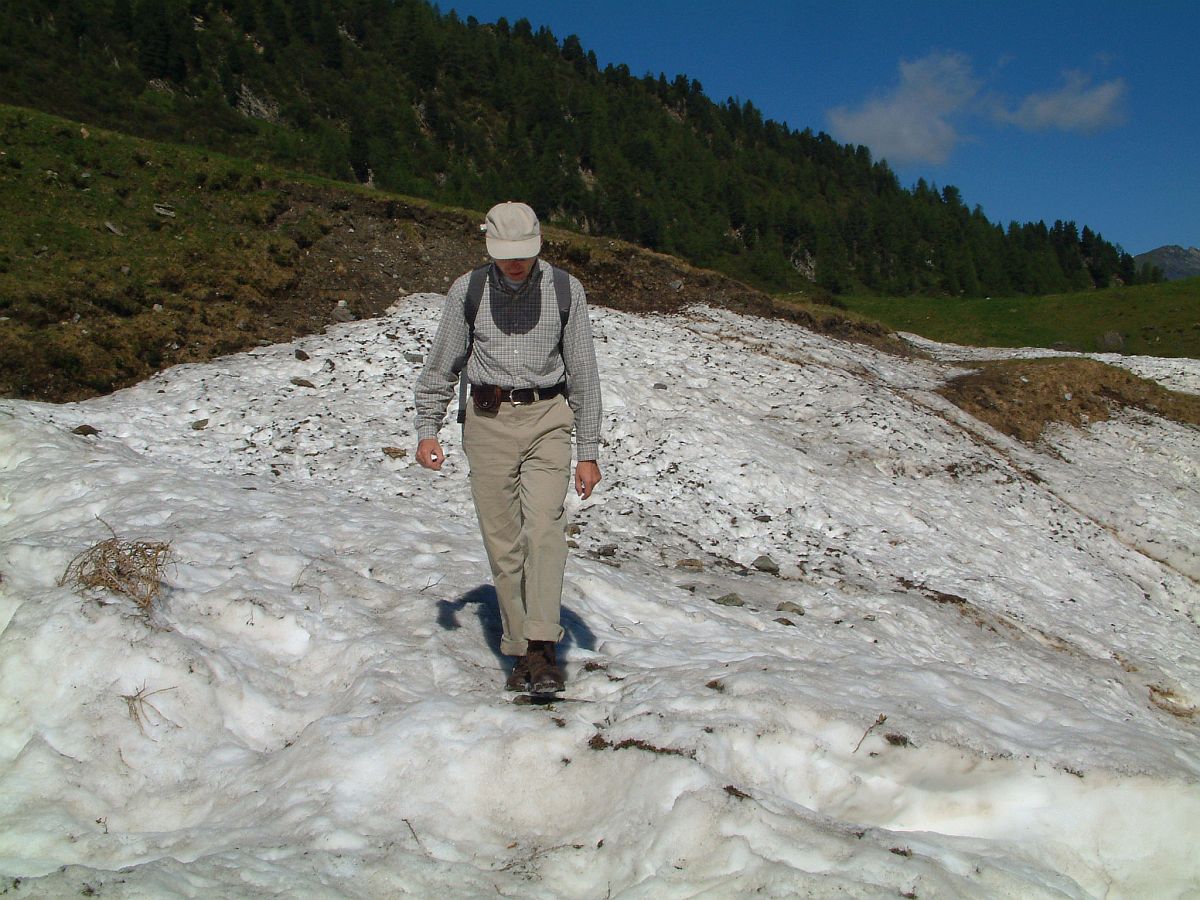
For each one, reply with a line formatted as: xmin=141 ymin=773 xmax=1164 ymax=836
xmin=489 ymin=259 xmax=544 ymax=297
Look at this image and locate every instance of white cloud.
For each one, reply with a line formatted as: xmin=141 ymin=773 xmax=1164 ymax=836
xmin=828 ymin=54 xmax=1128 ymax=167
xmin=997 ymin=71 xmax=1128 ymax=132
xmin=827 ymin=51 xmax=981 ymax=165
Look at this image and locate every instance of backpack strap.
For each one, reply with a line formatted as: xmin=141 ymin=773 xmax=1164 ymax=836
xmin=456 ymin=265 xmax=490 ymax=425
xmin=456 ymin=263 xmax=573 ymax=425
xmin=551 ymin=264 xmax=572 ymax=331
xmin=463 ymin=264 xmax=490 ymax=333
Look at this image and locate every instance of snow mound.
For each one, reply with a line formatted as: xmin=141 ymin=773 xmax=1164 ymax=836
xmin=2 ymin=297 xmax=1198 ymax=897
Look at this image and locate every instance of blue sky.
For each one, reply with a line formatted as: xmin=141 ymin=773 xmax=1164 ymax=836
xmin=444 ymin=0 xmax=1197 ymax=255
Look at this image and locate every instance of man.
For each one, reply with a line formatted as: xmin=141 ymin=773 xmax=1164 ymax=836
xmin=414 ymin=201 xmax=602 ymax=694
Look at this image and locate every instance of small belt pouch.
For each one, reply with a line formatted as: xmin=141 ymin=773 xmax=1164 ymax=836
xmin=471 ymin=384 xmax=503 ymax=413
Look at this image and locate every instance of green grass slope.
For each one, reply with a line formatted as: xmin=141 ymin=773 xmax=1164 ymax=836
xmin=837 ymin=281 xmax=1200 ymax=359
xmin=0 ymin=104 xmax=318 ymax=398
xmin=3 ymin=104 xmax=884 ymax=401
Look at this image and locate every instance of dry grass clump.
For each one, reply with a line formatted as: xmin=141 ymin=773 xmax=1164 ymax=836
xmin=939 ymin=358 xmax=1200 ymax=443
xmin=59 ymin=522 xmax=172 ymax=609
xmin=121 ymin=683 xmax=178 ymax=736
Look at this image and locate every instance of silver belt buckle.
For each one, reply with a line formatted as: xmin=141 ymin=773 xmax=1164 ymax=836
xmin=511 ymin=388 xmax=535 ymax=406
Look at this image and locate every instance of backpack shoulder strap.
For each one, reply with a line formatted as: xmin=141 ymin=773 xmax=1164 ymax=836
xmin=463 ymin=263 xmax=490 ymax=332
xmin=456 ymin=264 xmax=490 ymax=425
xmin=550 ymin=264 xmax=572 ymax=329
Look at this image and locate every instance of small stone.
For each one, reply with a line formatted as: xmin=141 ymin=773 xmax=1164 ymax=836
xmin=382 ymin=447 xmax=407 ymax=459
xmin=566 ymin=523 xmax=582 ymax=536
xmin=752 ymin=555 xmax=780 ymax=574
xmin=403 ymin=351 xmax=424 ymax=363
xmin=653 ymin=382 xmax=668 ymax=390
xmin=71 ymin=424 xmax=100 ymax=436
xmin=295 ymin=349 xmax=310 ymax=361
xmin=290 ymin=377 xmax=316 ymax=388
xmin=713 ymin=593 xmax=745 ymax=607
xmin=675 ymin=558 xmax=705 ymax=571
xmin=774 ymin=617 xmax=796 ymax=627
xmin=597 ymin=544 xmax=618 ymax=557
xmin=191 ymin=418 xmax=209 ymax=430
xmin=776 ymin=601 xmax=805 ymax=616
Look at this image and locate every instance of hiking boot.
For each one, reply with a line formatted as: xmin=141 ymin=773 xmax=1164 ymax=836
xmin=526 ymin=640 xmax=565 ymax=694
xmin=505 ymin=654 xmax=531 ymax=692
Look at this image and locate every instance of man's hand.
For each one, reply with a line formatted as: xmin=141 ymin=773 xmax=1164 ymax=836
xmin=575 ymin=460 xmax=601 ymax=499
xmin=416 ymin=438 xmax=445 ymax=471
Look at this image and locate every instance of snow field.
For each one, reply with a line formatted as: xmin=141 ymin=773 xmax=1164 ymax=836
xmin=1 ymin=293 xmax=1198 ymax=896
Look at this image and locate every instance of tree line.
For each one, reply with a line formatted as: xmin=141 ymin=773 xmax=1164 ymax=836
xmin=0 ymin=0 xmax=1161 ymax=294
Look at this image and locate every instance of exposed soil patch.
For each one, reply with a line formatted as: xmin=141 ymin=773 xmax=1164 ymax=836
xmin=284 ymin=186 xmax=902 ymax=348
xmin=2 ymin=182 xmax=906 ymax=402
xmin=938 ymin=357 xmax=1200 ymax=442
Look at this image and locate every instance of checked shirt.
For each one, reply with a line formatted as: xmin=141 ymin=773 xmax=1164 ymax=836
xmin=414 ymin=259 xmax=603 ymax=461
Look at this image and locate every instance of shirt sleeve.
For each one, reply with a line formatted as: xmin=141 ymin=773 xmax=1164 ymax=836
xmin=561 ymin=275 xmax=603 ymax=461
xmin=413 ymin=278 xmax=472 ymax=442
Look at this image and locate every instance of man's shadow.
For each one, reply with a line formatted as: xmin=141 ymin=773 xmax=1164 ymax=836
xmin=436 ymin=585 xmax=596 ymax=671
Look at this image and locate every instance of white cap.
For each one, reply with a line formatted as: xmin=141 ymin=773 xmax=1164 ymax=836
xmin=483 ymin=201 xmax=542 ymax=259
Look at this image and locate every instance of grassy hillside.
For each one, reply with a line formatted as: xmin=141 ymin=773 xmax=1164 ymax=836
xmin=0 ymin=0 xmax=1155 ymax=298
xmin=1 ymin=104 xmax=328 ymax=398
xmin=831 ymin=280 xmax=1200 ymax=358
xmin=2 ymin=103 xmax=894 ymax=402
xmin=4 ymin=102 xmax=1195 ymax=454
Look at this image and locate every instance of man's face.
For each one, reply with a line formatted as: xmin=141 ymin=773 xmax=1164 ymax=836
xmin=495 ymin=256 xmax=536 ymax=282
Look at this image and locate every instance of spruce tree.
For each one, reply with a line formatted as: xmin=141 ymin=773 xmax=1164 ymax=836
xmin=133 ymin=0 xmax=171 ymax=78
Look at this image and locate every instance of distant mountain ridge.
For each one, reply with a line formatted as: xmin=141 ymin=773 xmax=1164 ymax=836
xmin=1134 ymin=245 xmax=1200 ymax=281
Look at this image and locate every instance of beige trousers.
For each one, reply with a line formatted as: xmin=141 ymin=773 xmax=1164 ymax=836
xmin=463 ymin=396 xmax=573 ymax=656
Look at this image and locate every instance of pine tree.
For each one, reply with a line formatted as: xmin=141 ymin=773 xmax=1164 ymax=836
xmin=287 ymin=0 xmax=314 ymax=44
xmin=111 ymin=0 xmax=134 ymax=37
xmin=315 ymin=10 xmax=342 ymax=68
xmin=133 ymin=0 xmax=171 ymax=77
xmin=349 ymin=115 xmax=371 ymax=182
xmin=262 ymin=0 xmax=290 ymax=46
xmin=815 ymin=224 xmax=850 ymax=293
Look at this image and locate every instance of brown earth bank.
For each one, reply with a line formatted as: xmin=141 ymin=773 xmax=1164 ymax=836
xmin=5 ymin=185 xmax=1196 ymax=446
xmin=273 ymin=187 xmax=901 ymax=346
xmin=0 ymin=185 xmax=899 ymax=404
xmin=939 ymin=358 xmax=1200 ymax=442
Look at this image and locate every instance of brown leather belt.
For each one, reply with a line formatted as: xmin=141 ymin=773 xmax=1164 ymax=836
xmin=474 ymin=382 xmax=566 ymax=406
xmin=501 ymin=382 xmax=566 ymax=404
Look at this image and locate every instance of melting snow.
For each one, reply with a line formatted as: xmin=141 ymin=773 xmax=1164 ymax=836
xmin=1 ymin=295 xmax=1198 ymax=897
